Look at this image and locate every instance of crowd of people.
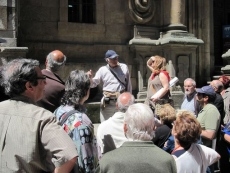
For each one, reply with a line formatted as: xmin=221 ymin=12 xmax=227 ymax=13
xmin=0 ymin=50 xmax=230 ymax=173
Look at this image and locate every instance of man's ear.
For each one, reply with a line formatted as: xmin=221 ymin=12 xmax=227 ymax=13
xmin=204 ymin=95 xmax=209 ymax=101
xmin=115 ymin=102 xmax=118 ymax=109
xmin=25 ymin=81 xmax=33 ymax=91
xmin=45 ymin=59 xmax=48 ymax=66
xmin=105 ymin=58 xmax=109 ymax=62
xmin=124 ymin=123 xmax=128 ymax=133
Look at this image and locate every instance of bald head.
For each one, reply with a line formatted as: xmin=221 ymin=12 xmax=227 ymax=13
xmin=211 ymin=80 xmax=224 ymax=93
xmin=46 ymin=50 xmax=66 ymax=72
xmin=51 ymin=50 xmax=65 ymax=62
xmin=117 ymin=92 xmax=135 ymax=112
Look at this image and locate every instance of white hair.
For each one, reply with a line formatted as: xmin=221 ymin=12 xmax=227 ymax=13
xmin=46 ymin=52 xmax=66 ymax=72
xmin=124 ymin=103 xmax=155 ymax=141
xmin=184 ymin=78 xmax=196 ymax=86
xmin=117 ymin=92 xmax=135 ymax=112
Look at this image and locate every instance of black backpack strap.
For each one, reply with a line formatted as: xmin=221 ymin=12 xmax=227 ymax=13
xmin=106 ymin=65 xmax=127 ymax=90
xmin=60 ymin=109 xmax=80 ymax=126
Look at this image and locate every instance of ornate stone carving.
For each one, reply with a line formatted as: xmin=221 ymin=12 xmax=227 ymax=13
xmin=128 ymin=0 xmax=155 ymax=24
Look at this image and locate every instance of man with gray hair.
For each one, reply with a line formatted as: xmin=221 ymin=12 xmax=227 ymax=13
xmin=181 ymin=78 xmax=201 ymax=116
xmin=96 ymin=103 xmax=177 ymax=173
xmin=0 ymin=58 xmax=77 ymax=173
xmin=37 ymin=50 xmax=66 ymax=112
xmin=97 ymin=92 xmax=135 ymax=154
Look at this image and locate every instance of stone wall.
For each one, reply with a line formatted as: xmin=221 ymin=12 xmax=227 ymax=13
xmin=17 ymin=0 xmax=136 ymax=92
xmin=16 ymin=0 xmax=217 ymax=96
xmin=213 ymin=0 xmax=230 ymax=66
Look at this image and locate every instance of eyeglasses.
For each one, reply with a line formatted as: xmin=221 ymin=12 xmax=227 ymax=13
xmin=36 ymin=75 xmax=46 ymax=80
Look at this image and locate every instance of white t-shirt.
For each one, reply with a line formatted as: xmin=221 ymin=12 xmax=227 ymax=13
xmin=174 ymin=143 xmax=220 ymax=173
xmin=97 ymin=112 xmax=128 ymax=154
xmin=91 ymin=63 xmax=132 ymax=93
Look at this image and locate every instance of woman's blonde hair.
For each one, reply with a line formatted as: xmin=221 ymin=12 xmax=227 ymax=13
xmin=152 ymin=55 xmax=167 ymax=71
xmin=158 ymin=104 xmax=176 ymax=125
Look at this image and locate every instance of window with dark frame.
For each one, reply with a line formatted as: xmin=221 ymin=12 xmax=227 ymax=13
xmin=68 ymin=0 xmax=96 ymax=23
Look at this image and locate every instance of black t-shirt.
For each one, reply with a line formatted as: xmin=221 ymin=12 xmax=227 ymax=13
xmin=152 ymin=124 xmax=171 ymax=148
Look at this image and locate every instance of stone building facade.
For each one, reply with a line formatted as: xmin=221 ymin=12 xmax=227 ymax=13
xmin=1 ymin=0 xmax=230 ymax=99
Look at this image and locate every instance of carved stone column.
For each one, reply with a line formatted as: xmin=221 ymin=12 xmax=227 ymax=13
xmin=221 ymin=49 xmax=230 ymax=74
xmin=167 ymin=0 xmax=186 ymax=32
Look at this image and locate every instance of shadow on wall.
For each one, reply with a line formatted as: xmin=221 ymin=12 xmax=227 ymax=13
xmin=87 ymin=86 xmax=102 ymax=102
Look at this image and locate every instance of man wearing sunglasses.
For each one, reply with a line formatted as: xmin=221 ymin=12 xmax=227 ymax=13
xmin=196 ymin=85 xmax=220 ymax=149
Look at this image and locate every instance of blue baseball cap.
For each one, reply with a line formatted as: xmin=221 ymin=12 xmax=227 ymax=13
xmin=105 ymin=50 xmax=119 ymax=59
xmin=196 ymin=85 xmax=215 ymax=96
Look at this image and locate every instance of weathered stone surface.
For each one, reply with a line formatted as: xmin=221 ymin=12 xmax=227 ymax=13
xmin=128 ymin=0 xmax=156 ymax=24
xmin=0 ymin=38 xmax=16 ymax=47
xmin=7 ymin=7 xmax=16 ymax=30
xmin=0 ymin=6 xmax=7 ymax=30
xmin=86 ymin=102 xmax=101 ymax=124
xmin=222 ymin=49 xmax=230 ymax=58
xmin=20 ymin=6 xmax=59 ymax=21
xmin=0 ymin=31 xmax=16 ymax=38
xmin=0 ymin=0 xmax=7 ymax=6
xmin=0 ymin=47 xmax=28 ymax=64
xmin=160 ymin=32 xmax=204 ymax=45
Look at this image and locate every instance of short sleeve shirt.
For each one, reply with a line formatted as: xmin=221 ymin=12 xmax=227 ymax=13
xmin=0 ymin=98 xmax=77 ymax=173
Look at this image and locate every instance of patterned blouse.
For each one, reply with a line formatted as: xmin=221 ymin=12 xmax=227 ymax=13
xmin=54 ymin=105 xmax=99 ymax=173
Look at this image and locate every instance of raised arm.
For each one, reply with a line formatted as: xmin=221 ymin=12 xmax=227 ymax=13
xmin=147 ymin=57 xmax=155 ymax=72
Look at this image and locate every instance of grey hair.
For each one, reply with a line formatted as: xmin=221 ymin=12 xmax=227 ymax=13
xmin=0 ymin=58 xmax=40 ymax=97
xmin=117 ymin=92 xmax=135 ymax=112
xmin=61 ymin=70 xmax=90 ymax=107
xmin=124 ymin=103 xmax=155 ymax=141
xmin=184 ymin=78 xmax=196 ymax=86
xmin=46 ymin=52 xmax=66 ymax=72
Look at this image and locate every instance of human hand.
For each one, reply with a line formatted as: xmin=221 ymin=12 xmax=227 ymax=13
xmin=86 ymin=69 xmax=93 ymax=78
xmin=151 ymin=94 xmax=159 ymax=102
xmin=151 ymin=97 xmax=158 ymax=102
xmin=147 ymin=57 xmax=153 ymax=66
xmin=147 ymin=57 xmax=155 ymax=72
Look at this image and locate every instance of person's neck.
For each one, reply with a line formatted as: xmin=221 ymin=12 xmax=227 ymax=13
xmin=174 ymin=140 xmax=182 ymax=149
xmin=45 ymin=68 xmax=52 ymax=72
xmin=172 ymin=141 xmax=184 ymax=153
xmin=203 ymin=102 xmax=208 ymax=107
xmin=109 ymin=64 xmax=118 ymax=68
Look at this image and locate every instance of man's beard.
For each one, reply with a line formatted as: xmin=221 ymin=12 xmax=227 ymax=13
xmin=185 ymin=90 xmax=192 ymax=95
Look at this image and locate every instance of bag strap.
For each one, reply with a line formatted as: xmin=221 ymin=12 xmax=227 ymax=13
xmin=60 ymin=109 xmax=80 ymax=126
xmin=106 ymin=65 xmax=127 ymax=90
xmin=45 ymin=75 xmax=65 ymax=85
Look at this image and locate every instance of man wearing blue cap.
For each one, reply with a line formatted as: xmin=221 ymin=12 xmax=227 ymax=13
xmin=87 ymin=50 xmax=132 ymax=122
xmin=196 ymin=85 xmax=220 ymax=149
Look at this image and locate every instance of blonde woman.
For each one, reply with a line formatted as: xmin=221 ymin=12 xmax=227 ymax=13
xmin=145 ymin=55 xmax=171 ymax=114
xmin=152 ymin=104 xmax=176 ymax=149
